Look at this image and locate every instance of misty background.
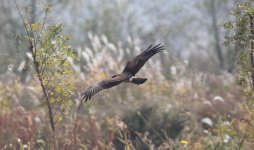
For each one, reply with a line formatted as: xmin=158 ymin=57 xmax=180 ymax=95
xmin=0 ymin=0 xmax=240 ymax=74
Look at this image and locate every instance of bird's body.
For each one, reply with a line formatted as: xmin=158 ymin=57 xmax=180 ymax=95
xmin=82 ymin=44 xmax=164 ymax=101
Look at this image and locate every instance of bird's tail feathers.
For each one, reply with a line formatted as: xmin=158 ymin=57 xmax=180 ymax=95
xmin=130 ymin=77 xmax=147 ymax=85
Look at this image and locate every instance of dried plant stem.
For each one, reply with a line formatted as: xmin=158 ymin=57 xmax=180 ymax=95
xmin=72 ymin=96 xmax=84 ymax=148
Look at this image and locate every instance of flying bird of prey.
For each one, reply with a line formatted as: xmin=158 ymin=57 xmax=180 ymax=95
xmin=82 ymin=44 xmax=164 ymax=101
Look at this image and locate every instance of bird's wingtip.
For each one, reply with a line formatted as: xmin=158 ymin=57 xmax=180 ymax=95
xmin=145 ymin=43 xmax=165 ymax=52
xmin=82 ymin=91 xmax=90 ymax=102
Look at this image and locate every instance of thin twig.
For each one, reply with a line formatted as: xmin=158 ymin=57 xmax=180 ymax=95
xmin=36 ymin=4 xmax=49 ymax=45
xmin=13 ymin=0 xmax=30 ymax=37
xmin=137 ymin=111 xmax=167 ymax=144
xmin=72 ymin=95 xmax=85 ymax=147
xmin=53 ymin=100 xmax=64 ymax=119
xmin=45 ymin=59 xmax=66 ymax=87
xmin=54 ymin=108 xmax=65 ymax=124
xmin=41 ymin=49 xmax=62 ymax=75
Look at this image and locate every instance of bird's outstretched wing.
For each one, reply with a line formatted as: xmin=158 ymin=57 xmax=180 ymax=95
xmin=122 ymin=44 xmax=164 ymax=76
xmin=82 ymin=74 xmax=129 ymax=101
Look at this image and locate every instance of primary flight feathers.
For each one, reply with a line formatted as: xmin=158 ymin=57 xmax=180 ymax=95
xmin=82 ymin=44 xmax=164 ymax=101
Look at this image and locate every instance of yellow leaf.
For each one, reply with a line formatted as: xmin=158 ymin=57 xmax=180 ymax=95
xmin=31 ymin=23 xmax=41 ymax=32
xmin=180 ymin=140 xmax=189 ymax=145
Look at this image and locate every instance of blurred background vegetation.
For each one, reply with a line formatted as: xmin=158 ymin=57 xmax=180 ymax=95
xmin=1 ymin=0 xmax=254 ymax=149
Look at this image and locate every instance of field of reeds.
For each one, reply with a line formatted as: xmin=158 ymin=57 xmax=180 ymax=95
xmin=0 ymin=34 xmax=252 ymax=149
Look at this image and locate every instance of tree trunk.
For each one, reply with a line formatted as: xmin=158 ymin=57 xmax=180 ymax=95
xmin=31 ymin=0 xmax=36 ymax=23
xmin=210 ymin=0 xmax=224 ymax=69
xmin=249 ymin=14 xmax=254 ymax=89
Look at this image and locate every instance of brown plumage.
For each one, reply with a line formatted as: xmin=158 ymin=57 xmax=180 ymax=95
xmin=82 ymin=44 xmax=164 ymax=101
